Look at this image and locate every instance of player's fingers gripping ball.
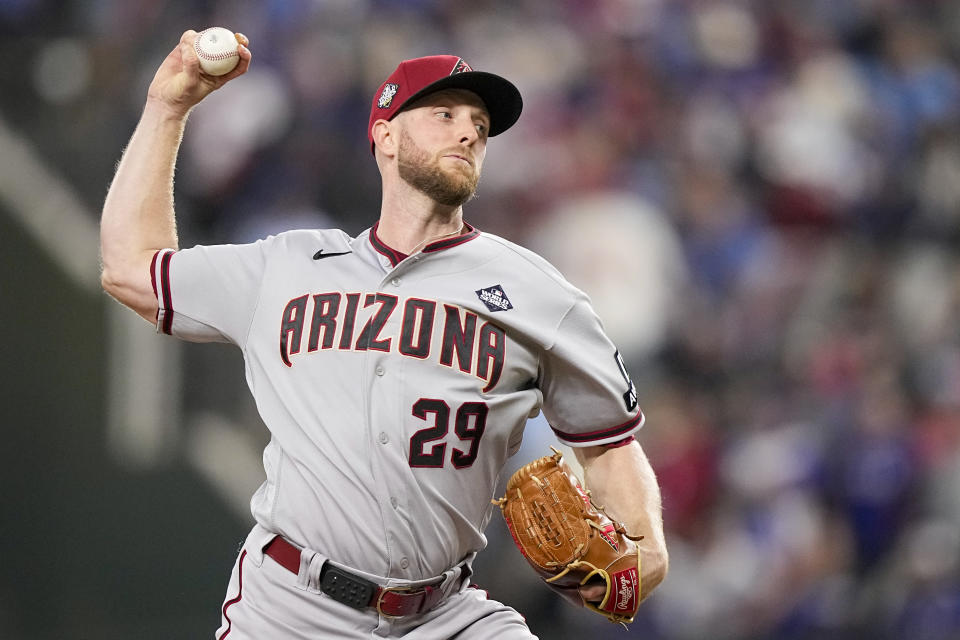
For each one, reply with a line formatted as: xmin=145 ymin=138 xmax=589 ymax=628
xmin=493 ymin=448 xmax=644 ymax=624
xmin=193 ymin=27 xmax=242 ymax=76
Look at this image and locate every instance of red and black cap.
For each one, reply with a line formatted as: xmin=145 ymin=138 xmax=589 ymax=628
xmin=368 ymin=55 xmax=523 ymax=150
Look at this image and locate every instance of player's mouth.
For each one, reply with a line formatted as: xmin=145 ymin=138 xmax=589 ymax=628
xmin=443 ymin=154 xmax=473 ymax=166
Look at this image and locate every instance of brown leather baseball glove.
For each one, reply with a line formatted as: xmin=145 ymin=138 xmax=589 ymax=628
xmin=493 ymin=448 xmax=644 ymax=624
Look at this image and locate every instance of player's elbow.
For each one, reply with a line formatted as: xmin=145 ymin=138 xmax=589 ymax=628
xmin=100 ymin=265 xmax=123 ymax=298
xmin=100 ymin=263 xmax=160 ymax=324
xmin=640 ymin=541 xmax=669 ymax=601
xmin=100 ymin=264 xmax=136 ymax=303
xmin=100 ymin=238 xmax=132 ymax=296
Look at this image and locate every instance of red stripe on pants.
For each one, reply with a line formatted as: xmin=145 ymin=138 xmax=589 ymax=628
xmin=218 ymin=550 xmax=247 ymax=639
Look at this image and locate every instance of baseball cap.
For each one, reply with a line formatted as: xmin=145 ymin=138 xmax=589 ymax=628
xmin=368 ymin=55 xmax=523 ymax=150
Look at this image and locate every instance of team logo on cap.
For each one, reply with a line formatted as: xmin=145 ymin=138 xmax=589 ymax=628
xmin=452 ymin=58 xmax=473 ymax=75
xmin=378 ymin=83 xmax=399 ymax=108
xmin=476 ymin=285 xmax=513 ymax=312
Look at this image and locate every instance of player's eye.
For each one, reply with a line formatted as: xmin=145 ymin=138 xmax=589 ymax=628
xmin=475 ymin=123 xmax=488 ymax=135
xmin=435 ymin=110 xmax=453 ymax=119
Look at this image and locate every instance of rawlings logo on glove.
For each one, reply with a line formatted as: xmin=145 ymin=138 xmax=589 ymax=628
xmin=493 ymin=448 xmax=644 ymax=624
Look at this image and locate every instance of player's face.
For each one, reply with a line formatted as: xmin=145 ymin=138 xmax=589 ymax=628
xmin=396 ymin=90 xmax=489 ymax=207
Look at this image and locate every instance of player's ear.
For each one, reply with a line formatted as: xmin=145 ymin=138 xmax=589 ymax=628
xmin=371 ymin=119 xmax=397 ymax=158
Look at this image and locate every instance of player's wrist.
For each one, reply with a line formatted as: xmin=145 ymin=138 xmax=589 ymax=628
xmin=143 ymin=96 xmax=193 ymax=124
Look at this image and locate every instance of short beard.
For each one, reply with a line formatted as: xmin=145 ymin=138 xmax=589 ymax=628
xmin=397 ymin=130 xmax=479 ymax=207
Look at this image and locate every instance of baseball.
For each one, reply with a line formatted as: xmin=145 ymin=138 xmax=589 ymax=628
xmin=194 ymin=27 xmax=240 ymax=76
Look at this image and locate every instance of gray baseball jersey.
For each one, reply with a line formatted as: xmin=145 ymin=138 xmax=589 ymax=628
xmin=151 ymin=222 xmax=644 ymax=581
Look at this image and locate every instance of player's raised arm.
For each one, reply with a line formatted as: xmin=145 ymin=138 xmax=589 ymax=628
xmin=100 ymin=29 xmax=251 ymax=323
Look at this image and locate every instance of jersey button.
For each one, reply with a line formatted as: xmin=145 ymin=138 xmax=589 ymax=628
xmin=375 ymin=366 xmax=385 ymax=376
xmin=390 ymin=496 xmax=399 ymax=509
xmin=400 ymin=557 xmax=409 ymax=569
xmin=379 ymin=432 xmax=389 ymax=444
xmin=391 ymin=277 xmax=401 ymax=287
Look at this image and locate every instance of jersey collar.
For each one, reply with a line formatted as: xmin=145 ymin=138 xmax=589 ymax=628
xmin=369 ymin=221 xmax=480 ymax=267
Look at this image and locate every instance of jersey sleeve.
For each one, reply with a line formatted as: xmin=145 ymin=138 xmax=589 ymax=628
xmin=151 ymin=239 xmax=269 ymax=347
xmin=538 ymin=294 xmax=644 ymax=447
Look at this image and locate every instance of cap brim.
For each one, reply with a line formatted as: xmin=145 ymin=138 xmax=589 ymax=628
xmin=394 ymin=71 xmax=523 ymax=137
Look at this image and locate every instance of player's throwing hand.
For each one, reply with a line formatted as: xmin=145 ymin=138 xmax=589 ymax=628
xmin=146 ymin=29 xmax=251 ymax=117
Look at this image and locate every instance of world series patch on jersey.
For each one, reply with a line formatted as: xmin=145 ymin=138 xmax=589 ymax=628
xmin=150 ymin=223 xmax=644 ymax=581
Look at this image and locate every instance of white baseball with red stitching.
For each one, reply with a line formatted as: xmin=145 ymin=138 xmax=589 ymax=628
xmin=194 ymin=27 xmax=240 ymax=76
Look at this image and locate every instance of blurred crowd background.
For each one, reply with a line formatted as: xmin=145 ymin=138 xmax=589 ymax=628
xmin=3 ymin=0 xmax=960 ymax=638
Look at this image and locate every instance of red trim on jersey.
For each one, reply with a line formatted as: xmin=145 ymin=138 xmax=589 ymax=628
xmin=150 ymin=251 xmax=160 ymax=298
xmin=551 ymin=409 xmax=644 ymax=444
xmin=218 ymin=549 xmax=247 ymax=640
xmin=369 ymin=222 xmax=479 ymax=265
xmin=370 ymin=222 xmax=406 ymax=267
xmin=159 ymin=251 xmax=174 ymax=335
xmin=423 ymin=222 xmax=479 ymax=252
xmin=604 ymin=435 xmax=636 ymax=448
xmin=150 ymin=250 xmax=161 ymax=321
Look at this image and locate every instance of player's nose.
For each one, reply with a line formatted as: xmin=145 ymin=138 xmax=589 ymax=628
xmin=457 ymin=132 xmax=478 ymax=148
xmin=456 ymin=120 xmax=480 ymax=146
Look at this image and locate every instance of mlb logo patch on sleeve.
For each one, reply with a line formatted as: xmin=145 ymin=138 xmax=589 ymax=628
xmin=476 ymin=285 xmax=513 ymax=312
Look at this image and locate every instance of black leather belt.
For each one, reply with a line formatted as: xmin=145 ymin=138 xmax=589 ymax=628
xmin=263 ymin=535 xmax=446 ymax=618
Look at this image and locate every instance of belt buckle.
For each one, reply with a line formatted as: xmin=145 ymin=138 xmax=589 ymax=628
xmin=375 ymin=584 xmax=420 ymax=619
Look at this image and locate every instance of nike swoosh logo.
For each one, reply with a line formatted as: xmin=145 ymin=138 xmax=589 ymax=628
xmin=313 ymin=249 xmax=352 ymax=260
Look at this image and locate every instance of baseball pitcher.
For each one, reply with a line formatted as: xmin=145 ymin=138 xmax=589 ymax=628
xmin=100 ymin=29 xmax=668 ymax=639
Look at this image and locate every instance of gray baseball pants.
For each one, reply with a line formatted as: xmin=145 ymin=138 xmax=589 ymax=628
xmin=214 ymin=525 xmax=537 ymax=639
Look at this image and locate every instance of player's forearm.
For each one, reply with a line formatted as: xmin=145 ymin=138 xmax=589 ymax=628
xmin=577 ymin=441 xmax=669 ymax=599
xmin=100 ymin=101 xmax=186 ymax=316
